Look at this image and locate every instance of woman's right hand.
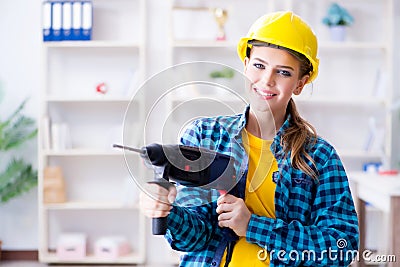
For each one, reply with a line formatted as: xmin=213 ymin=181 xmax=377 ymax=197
xmin=139 ymin=183 xmax=177 ymax=218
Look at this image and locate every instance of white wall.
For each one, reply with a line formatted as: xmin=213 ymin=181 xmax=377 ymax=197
xmin=0 ymin=0 xmax=399 ymax=264
xmin=0 ymin=0 xmax=41 ymax=250
xmin=393 ymin=0 xmax=400 ymax=169
xmin=0 ymin=1 xmax=175 ymax=263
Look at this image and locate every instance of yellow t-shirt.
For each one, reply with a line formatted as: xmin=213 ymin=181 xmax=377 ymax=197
xmin=220 ymin=129 xmax=277 ymax=267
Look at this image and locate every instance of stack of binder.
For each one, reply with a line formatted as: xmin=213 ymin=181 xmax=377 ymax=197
xmin=42 ymin=0 xmax=93 ymax=41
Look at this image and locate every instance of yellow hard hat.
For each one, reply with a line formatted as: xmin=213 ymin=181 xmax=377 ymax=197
xmin=237 ymin=11 xmax=319 ymax=83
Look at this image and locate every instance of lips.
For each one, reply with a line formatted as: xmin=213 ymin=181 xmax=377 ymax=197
xmin=254 ymin=88 xmax=277 ymax=99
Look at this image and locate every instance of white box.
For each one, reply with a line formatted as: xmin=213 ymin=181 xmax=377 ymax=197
xmin=56 ymin=233 xmax=87 ymax=260
xmin=94 ymin=236 xmax=131 ymax=259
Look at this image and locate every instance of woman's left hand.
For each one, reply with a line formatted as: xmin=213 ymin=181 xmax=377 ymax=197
xmin=216 ymin=194 xmax=251 ymax=237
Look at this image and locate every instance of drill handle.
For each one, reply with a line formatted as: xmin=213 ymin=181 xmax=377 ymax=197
xmin=148 ymin=178 xmax=175 ymax=235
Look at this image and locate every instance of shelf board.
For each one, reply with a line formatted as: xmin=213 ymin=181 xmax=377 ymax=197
xmin=171 ymin=94 xmax=247 ymax=104
xmin=293 ymin=96 xmax=386 ymax=106
xmin=46 ymin=96 xmax=134 ymax=104
xmin=43 ymin=149 xmax=130 ymax=156
xmin=44 ymin=40 xmax=142 ymax=48
xmin=40 ymin=251 xmax=144 ymax=264
xmin=44 ymin=202 xmax=138 ymax=210
xmin=171 ymin=94 xmax=384 ymax=106
xmin=172 ymin=6 xmax=209 ymax=11
xmin=171 ymin=39 xmax=236 ymax=48
xmin=170 ymin=40 xmax=387 ymax=50
xmin=319 ymin=41 xmax=387 ymax=50
xmin=336 ymin=149 xmax=382 ymax=159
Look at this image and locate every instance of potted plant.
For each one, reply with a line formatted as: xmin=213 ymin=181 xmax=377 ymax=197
xmin=322 ymin=3 xmax=354 ymax=42
xmin=209 ymin=68 xmax=235 ymax=96
xmin=0 ymin=93 xmax=38 ymax=260
xmin=0 ymin=99 xmax=38 ymax=203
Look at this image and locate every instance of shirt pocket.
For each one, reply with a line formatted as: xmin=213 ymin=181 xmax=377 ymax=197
xmin=288 ymin=176 xmax=315 ymax=222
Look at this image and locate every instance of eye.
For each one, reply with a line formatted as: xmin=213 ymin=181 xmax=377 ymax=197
xmin=277 ymin=70 xmax=292 ymax=77
xmin=253 ymin=63 xmax=265 ymax=69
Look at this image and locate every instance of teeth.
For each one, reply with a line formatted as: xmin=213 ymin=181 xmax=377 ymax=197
xmin=255 ymin=89 xmax=274 ymax=97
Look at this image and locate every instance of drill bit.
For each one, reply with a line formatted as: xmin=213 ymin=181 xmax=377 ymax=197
xmin=113 ymin=144 xmax=145 ymax=154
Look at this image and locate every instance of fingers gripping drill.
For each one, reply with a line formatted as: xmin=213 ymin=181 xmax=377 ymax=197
xmin=113 ymin=143 xmax=237 ymax=235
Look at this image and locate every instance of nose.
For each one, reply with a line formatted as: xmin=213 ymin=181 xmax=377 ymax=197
xmin=260 ymin=69 xmax=275 ymax=87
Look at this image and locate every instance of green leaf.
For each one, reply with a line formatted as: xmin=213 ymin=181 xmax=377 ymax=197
xmin=209 ymin=68 xmax=235 ymax=79
xmin=0 ymin=98 xmax=37 ymax=151
xmin=322 ymin=3 xmax=354 ymax=27
xmin=0 ymin=116 xmax=37 ymax=150
xmin=0 ymin=158 xmax=37 ymax=203
xmin=0 ymin=97 xmax=38 ymax=203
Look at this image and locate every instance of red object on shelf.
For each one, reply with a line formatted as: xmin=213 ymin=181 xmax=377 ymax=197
xmin=378 ymin=170 xmax=399 ymax=176
xmin=96 ymin=82 xmax=108 ymax=94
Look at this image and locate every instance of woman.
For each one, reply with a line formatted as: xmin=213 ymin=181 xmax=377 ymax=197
xmin=140 ymin=11 xmax=359 ymax=266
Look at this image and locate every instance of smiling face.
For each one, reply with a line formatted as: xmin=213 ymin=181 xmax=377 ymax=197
xmin=244 ymin=45 xmax=309 ymax=122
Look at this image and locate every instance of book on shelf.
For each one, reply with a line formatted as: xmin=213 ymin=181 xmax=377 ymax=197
xmin=41 ymin=116 xmax=72 ymax=151
xmin=42 ymin=116 xmax=51 ymax=150
xmin=364 ymin=116 xmax=385 ymax=154
xmin=370 ymin=68 xmax=387 ymax=100
xmin=42 ymin=0 xmax=93 ymax=42
xmin=51 ymin=122 xmax=72 ymax=151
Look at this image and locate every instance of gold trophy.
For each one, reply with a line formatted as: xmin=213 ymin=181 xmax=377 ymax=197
xmin=212 ymin=8 xmax=228 ymax=41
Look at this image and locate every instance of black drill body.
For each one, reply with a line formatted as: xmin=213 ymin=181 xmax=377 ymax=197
xmin=113 ymin=143 xmax=237 ymax=235
xmin=144 ymin=143 xmax=236 ymax=189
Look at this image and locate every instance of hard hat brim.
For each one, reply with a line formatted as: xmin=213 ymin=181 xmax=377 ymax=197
xmin=237 ymin=37 xmax=319 ymax=83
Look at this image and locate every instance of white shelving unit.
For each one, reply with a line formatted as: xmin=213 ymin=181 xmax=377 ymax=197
xmin=36 ymin=0 xmax=396 ymax=264
xmin=162 ymin=0 xmax=271 ymax=144
xmin=288 ymin=0 xmax=394 ymax=171
xmin=166 ymin=0 xmax=395 ymax=172
xmin=166 ymin=0 xmax=270 ymax=70
xmin=38 ymin=0 xmax=147 ymax=264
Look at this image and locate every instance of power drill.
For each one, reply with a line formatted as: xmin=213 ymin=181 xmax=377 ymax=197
xmin=113 ymin=143 xmax=237 ymax=235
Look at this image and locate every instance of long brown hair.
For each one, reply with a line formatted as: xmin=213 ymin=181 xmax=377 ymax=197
xmin=248 ymin=41 xmax=319 ymax=179
xmin=281 ymin=46 xmax=319 ymax=180
xmin=283 ymin=99 xmax=318 ymax=179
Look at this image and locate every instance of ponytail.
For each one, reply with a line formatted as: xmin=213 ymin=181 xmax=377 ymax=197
xmin=282 ymin=99 xmax=318 ymax=180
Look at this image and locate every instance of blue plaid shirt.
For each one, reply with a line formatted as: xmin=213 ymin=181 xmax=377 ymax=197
xmin=165 ymin=105 xmax=359 ymax=266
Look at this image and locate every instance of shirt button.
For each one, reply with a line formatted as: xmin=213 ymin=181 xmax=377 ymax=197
xmin=211 ymin=261 xmax=217 ymax=266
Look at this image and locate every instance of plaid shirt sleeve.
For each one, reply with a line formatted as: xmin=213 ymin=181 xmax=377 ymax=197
xmin=166 ymin=193 xmax=218 ymax=252
xmin=165 ymin=120 xmax=220 ymax=252
xmin=246 ymin=142 xmax=359 ymax=266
